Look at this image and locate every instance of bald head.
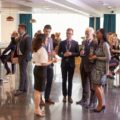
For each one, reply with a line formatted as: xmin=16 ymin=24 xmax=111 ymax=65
xmin=85 ymin=27 xmax=95 ymax=40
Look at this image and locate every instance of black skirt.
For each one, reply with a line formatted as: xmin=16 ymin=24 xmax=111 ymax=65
xmin=34 ymin=66 xmax=47 ymax=92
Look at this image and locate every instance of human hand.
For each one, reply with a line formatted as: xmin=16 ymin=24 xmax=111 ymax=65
xmin=64 ymin=52 xmax=69 ymax=57
xmin=89 ymin=55 xmax=97 ymax=60
xmin=52 ymin=58 xmax=58 ymax=63
xmin=80 ymin=50 xmax=84 ymax=56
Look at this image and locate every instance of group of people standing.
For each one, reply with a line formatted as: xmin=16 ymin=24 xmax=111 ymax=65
xmin=32 ymin=25 xmax=113 ymax=117
xmin=1 ymin=23 xmax=120 ymax=117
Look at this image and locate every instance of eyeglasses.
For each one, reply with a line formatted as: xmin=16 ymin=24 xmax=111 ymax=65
xmin=66 ymin=32 xmax=73 ymax=35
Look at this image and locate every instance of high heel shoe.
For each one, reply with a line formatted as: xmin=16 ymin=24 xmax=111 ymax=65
xmin=93 ymin=106 xmax=106 ymax=113
xmin=34 ymin=110 xmax=45 ymax=117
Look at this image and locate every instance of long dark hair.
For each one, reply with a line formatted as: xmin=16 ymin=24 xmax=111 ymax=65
xmin=32 ymin=34 xmax=46 ymax=52
xmin=97 ymin=28 xmax=108 ymax=44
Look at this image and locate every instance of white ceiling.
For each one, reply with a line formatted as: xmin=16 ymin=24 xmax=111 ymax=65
xmin=0 ymin=0 xmax=120 ymax=16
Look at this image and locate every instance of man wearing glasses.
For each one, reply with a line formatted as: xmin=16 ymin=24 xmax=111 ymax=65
xmin=58 ymin=28 xmax=79 ymax=103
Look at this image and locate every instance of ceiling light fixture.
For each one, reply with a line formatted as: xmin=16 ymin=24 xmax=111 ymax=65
xmin=30 ymin=18 xmax=36 ymax=23
xmin=108 ymin=6 xmax=112 ymax=9
xmin=102 ymin=3 xmax=109 ymax=6
xmin=6 ymin=16 xmax=14 ymax=21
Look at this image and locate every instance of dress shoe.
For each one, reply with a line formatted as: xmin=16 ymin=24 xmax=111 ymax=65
xmin=63 ymin=96 xmax=67 ymax=103
xmin=68 ymin=97 xmax=73 ymax=103
xmin=93 ymin=106 xmax=106 ymax=113
xmin=45 ymin=99 xmax=55 ymax=104
xmin=76 ymin=99 xmax=88 ymax=107
xmin=6 ymin=71 xmax=12 ymax=75
xmin=86 ymin=103 xmax=96 ymax=109
xmin=76 ymin=100 xmax=84 ymax=105
xmin=14 ymin=90 xmax=24 ymax=96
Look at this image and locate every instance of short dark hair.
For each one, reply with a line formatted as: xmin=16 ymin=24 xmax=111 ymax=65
xmin=67 ymin=28 xmax=74 ymax=33
xmin=44 ymin=24 xmax=52 ymax=30
xmin=32 ymin=34 xmax=46 ymax=52
xmin=19 ymin=24 xmax=27 ymax=30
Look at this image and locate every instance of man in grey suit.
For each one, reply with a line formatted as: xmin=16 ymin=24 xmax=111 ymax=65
xmin=76 ymin=27 xmax=97 ymax=109
xmin=43 ymin=25 xmax=55 ymax=104
xmin=15 ymin=24 xmax=32 ymax=96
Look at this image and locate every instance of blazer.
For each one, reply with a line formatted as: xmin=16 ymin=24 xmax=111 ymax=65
xmin=80 ymin=40 xmax=98 ymax=72
xmin=58 ymin=40 xmax=79 ymax=68
xmin=19 ymin=33 xmax=32 ymax=61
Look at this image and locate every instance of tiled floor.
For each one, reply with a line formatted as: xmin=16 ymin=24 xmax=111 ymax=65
xmin=0 ymin=61 xmax=120 ymax=120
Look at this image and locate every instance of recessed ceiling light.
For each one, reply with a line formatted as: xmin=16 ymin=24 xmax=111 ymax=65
xmin=108 ymin=6 xmax=112 ymax=9
xmin=102 ymin=3 xmax=109 ymax=6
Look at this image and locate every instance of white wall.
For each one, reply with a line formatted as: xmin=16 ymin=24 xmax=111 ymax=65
xmin=33 ymin=13 xmax=89 ymax=44
xmin=0 ymin=13 xmax=19 ymax=42
xmin=116 ymin=14 xmax=120 ymax=38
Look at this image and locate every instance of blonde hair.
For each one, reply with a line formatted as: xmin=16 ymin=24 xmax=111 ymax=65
xmin=108 ymin=33 xmax=118 ymax=47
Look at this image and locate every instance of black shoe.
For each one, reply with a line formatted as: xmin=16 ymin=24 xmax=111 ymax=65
xmin=14 ymin=90 xmax=24 ymax=96
xmin=93 ymin=106 xmax=106 ymax=113
xmin=63 ymin=96 xmax=67 ymax=103
xmin=76 ymin=100 xmax=84 ymax=105
xmin=86 ymin=103 xmax=96 ymax=109
xmin=6 ymin=71 xmax=11 ymax=75
xmin=45 ymin=99 xmax=55 ymax=104
xmin=76 ymin=99 xmax=88 ymax=107
xmin=68 ymin=97 xmax=73 ymax=103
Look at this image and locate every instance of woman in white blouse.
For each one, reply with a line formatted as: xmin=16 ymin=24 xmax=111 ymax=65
xmin=32 ymin=34 xmax=54 ymax=117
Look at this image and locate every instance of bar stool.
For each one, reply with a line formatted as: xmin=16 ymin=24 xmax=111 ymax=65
xmin=0 ymin=74 xmax=16 ymax=104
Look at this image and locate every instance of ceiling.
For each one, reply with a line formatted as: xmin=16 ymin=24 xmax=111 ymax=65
xmin=0 ymin=0 xmax=120 ymax=16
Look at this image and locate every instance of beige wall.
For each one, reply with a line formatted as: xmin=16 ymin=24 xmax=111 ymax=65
xmin=0 ymin=13 xmax=19 ymax=42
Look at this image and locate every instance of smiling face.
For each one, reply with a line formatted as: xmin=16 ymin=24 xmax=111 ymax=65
xmin=85 ymin=28 xmax=94 ymax=40
xmin=96 ymin=30 xmax=103 ymax=40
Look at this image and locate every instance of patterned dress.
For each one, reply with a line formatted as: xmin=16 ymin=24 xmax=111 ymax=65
xmin=91 ymin=41 xmax=111 ymax=85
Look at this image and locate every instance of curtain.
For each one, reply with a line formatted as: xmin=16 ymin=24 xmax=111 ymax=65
xmin=89 ymin=17 xmax=100 ymax=31
xmin=89 ymin=17 xmax=94 ymax=28
xmin=19 ymin=14 xmax=32 ymax=38
xmin=103 ymin=14 xmax=116 ymax=33
xmin=96 ymin=17 xmax=100 ymax=31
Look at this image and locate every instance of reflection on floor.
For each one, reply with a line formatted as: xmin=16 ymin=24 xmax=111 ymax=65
xmin=0 ymin=61 xmax=120 ymax=120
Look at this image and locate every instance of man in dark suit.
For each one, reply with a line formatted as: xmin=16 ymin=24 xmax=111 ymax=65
xmin=76 ymin=27 xmax=97 ymax=109
xmin=15 ymin=24 xmax=32 ymax=96
xmin=58 ymin=28 xmax=79 ymax=103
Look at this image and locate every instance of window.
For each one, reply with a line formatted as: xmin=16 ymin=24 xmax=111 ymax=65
xmin=32 ymin=13 xmax=89 ymax=44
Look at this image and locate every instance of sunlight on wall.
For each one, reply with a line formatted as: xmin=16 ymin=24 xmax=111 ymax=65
xmin=32 ymin=13 xmax=89 ymax=44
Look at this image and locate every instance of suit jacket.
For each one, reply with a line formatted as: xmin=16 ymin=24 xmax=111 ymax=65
xmin=19 ymin=33 xmax=32 ymax=61
xmin=80 ymin=40 xmax=98 ymax=72
xmin=58 ymin=40 xmax=79 ymax=68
